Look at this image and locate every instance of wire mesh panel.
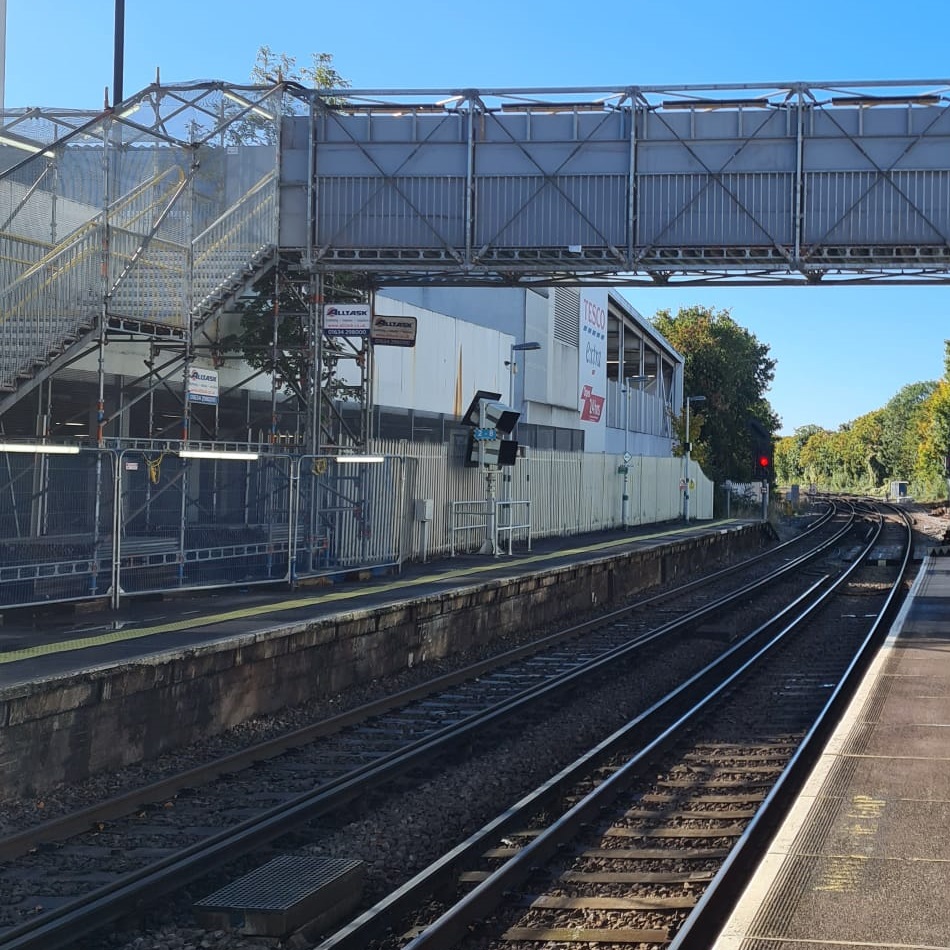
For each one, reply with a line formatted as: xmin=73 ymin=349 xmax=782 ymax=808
xmin=292 ymin=455 xmax=404 ymax=581
xmin=0 ymin=448 xmax=115 ymax=608
xmin=116 ymin=451 xmax=292 ymax=596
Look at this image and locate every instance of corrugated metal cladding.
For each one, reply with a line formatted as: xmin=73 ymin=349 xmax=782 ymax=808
xmin=554 ymin=288 xmax=580 ymax=346
xmin=280 ymin=102 xmax=950 ymax=274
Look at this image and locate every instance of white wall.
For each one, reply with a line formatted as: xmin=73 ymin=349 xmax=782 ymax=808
xmin=370 ymin=298 xmax=515 ymax=416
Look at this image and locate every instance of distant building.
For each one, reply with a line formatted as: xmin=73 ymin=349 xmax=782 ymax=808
xmin=370 ymin=286 xmax=682 ymax=457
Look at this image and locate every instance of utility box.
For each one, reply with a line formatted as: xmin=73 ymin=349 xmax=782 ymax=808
xmin=888 ymin=480 xmax=908 ymax=499
xmin=414 ymin=498 xmax=434 ymax=522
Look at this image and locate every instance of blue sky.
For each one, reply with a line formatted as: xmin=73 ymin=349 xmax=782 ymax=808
xmin=5 ymin=1 xmax=950 ymax=435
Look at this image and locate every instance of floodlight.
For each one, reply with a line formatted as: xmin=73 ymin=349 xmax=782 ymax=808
xmin=179 ymin=449 xmax=260 ymax=460
xmin=0 ymin=442 xmax=80 ymax=454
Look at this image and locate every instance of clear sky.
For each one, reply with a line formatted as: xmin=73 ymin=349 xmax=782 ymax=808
xmin=5 ymin=1 xmax=950 ymax=435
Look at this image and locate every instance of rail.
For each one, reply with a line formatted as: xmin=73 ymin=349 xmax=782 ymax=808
xmin=0 ymin=503 xmax=852 ymax=949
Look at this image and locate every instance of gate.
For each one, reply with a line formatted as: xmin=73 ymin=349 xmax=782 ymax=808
xmin=292 ymin=455 xmax=404 ymax=582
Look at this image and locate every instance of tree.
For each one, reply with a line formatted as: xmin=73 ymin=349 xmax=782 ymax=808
xmin=651 ymin=306 xmax=778 ymax=486
xmin=879 ymin=381 xmax=937 ymax=481
xmin=223 ymin=269 xmax=366 ymax=399
xmin=798 ymin=428 xmax=838 ymax=486
xmin=845 ymin=410 xmax=886 ymax=488
xmin=225 ymin=47 xmax=351 ymax=145
xmin=219 ymin=50 xmax=364 ymax=441
xmin=912 ymin=340 xmax=950 ymax=495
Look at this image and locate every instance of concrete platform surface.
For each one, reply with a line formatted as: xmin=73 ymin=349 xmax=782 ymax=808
xmin=716 ymin=555 xmax=950 ymax=950
xmin=0 ymin=517 xmax=754 ymax=689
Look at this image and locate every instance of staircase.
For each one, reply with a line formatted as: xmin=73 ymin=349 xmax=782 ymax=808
xmin=0 ymin=164 xmax=278 ymax=397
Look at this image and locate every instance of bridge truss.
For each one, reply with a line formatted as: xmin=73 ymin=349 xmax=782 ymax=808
xmin=287 ymin=77 xmax=950 ymax=286
xmin=2 ymin=75 xmax=950 ymax=450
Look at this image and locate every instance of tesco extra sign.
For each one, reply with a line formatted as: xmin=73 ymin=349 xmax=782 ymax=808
xmin=582 ymin=296 xmax=607 ymax=331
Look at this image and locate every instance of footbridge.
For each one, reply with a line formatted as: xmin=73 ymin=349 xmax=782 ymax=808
xmin=2 ymin=76 xmax=949 ymax=435
xmin=283 ymin=78 xmax=950 ymax=286
xmin=1 ymin=77 xmax=949 ymax=430
xmin=0 ymin=77 xmax=947 ymax=612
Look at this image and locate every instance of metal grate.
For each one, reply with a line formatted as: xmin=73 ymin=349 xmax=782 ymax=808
xmin=194 ymin=855 xmax=365 ymax=936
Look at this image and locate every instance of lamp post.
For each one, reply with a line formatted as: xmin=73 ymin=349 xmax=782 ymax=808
xmin=500 ymin=341 xmax=541 ymax=533
xmin=620 ymin=374 xmax=651 ymax=528
xmin=684 ymin=394 xmax=706 ymax=522
xmin=506 ymin=341 xmax=542 ymax=419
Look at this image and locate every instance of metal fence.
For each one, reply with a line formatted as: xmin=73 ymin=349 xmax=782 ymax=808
xmin=0 ymin=448 xmax=115 ymax=605
xmin=115 ymin=450 xmax=294 ymax=597
xmin=0 ymin=441 xmax=712 ymax=611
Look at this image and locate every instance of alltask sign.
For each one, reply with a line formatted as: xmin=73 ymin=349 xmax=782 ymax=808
xmin=371 ymin=314 xmax=417 ymax=347
xmin=324 ymin=303 xmax=371 ymax=337
xmin=187 ymin=367 xmax=219 ymax=405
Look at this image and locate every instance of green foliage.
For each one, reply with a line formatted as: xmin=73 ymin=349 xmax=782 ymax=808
xmin=651 ymin=306 xmax=778 ymax=485
xmin=250 ymin=47 xmax=345 ymax=87
xmin=220 ymin=48 xmax=361 ymax=410
xmin=912 ymin=358 xmax=950 ymax=495
xmin=224 ymin=47 xmax=351 ymax=146
xmin=776 ymin=340 xmax=950 ymax=499
xmin=879 ymin=381 xmax=936 ymax=480
xmin=222 ymin=270 xmax=366 ymax=401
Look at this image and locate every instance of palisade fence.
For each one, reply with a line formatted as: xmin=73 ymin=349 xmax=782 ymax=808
xmin=0 ymin=440 xmax=712 ymax=611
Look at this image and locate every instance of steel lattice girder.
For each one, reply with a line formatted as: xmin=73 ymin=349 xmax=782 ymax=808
xmin=275 ymin=78 xmax=950 ymax=285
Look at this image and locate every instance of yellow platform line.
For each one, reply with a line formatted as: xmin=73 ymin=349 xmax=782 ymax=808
xmin=0 ymin=520 xmax=739 ymax=665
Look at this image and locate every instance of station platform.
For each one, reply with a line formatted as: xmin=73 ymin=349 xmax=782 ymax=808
xmin=0 ymin=517 xmax=760 ymax=690
xmin=716 ymin=551 xmax=950 ymax=950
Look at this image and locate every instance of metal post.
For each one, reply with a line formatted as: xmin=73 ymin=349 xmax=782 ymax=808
xmin=113 ymin=0 xmax=125 ymax=106
xmin=505 ymin=347 xmax=516 ymax=510
xmin=485 ymin=470 xmax=497 ymax=557
xmin=478 ymin=398 xmax=496 ymax=556
xmin=111 ymin=449 xmax=123 ymax=609
xmin=684 ymin=398 xmax=691 ymax=523
xmin=683 ymin=394 xmax=705 ymax=523
xmin=621 ymin=382 xmax=629 ymax=528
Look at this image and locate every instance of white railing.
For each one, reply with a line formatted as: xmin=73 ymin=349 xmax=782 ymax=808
xmin=0 ymin=167 xmax=278 ymax=393
xmin=0 ymin=166 xmax=189 ymax=388
xmin=192 ymin=171 xmax=278 ymax=313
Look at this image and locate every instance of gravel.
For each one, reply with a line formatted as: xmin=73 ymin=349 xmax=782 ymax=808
xmin=10 ymin=502 xmax=948 ymax=950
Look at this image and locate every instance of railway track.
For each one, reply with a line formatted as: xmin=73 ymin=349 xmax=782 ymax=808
xmin=0 ymin=501 xmax=905 ymax=949
xmin=332 ymin=502 xmax=912 ymax=950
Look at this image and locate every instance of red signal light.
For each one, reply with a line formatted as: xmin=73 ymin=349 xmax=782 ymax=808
xmin=758 ymin=455 xmax=769 ymax=468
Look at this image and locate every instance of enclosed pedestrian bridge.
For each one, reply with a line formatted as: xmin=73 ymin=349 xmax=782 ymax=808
xmin=0 ymin=78 xmax=948 ymax=613
xmin=281 ymin=79 xmax=950 ymax=285
xmin=2 ymin=76 xmax=949 ymax=434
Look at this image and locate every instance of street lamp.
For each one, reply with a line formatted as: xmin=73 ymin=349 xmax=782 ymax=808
xmin=505 ymin=341 xmax=542 ymax=415
xmin=620 ymin=374 xmax=652 ymax=528
xmin=684 ymin=394 xmax=706 ymax=522
xmin=500 ymin=341 xmax=541 ymax=524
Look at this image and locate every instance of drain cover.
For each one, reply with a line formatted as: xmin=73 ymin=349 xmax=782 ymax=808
xmin=194 ymin=855 xmax=365 ymax=936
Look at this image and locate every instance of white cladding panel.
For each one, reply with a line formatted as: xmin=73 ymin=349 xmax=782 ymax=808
xmin=344 ymin=298 xmax=514 ymax=416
